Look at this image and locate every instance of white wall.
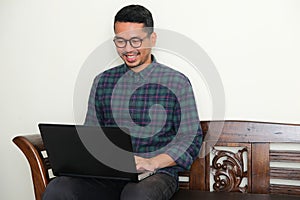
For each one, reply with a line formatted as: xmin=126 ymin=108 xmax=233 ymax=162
xmin=1 ymin=0 xmax=299 ymax=199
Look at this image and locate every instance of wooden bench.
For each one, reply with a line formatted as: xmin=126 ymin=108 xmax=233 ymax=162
xmin=13 ymin=120 xmax=300 ymax=200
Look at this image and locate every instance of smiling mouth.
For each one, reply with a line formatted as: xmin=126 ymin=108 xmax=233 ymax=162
xmin=123 ymin=52 xmax=139 ymax=63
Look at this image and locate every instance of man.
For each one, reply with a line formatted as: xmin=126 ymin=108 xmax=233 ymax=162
xmin=43 ymin=4 xmax=202 ymax=200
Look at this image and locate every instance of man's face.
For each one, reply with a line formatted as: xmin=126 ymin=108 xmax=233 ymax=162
xmin=114 ymin=22 xmax=156 ymax=72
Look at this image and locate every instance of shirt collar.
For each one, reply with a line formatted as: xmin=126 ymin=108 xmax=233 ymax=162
xmin=124 ymin=55 xmax=157 ymax=80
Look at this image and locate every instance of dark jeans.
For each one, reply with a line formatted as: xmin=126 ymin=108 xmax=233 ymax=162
xmin=42 ymin=173 xmax=177 ymax=200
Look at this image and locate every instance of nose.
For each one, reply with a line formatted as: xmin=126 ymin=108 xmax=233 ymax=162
xmin=124 ymin=40 xmax=135 ymax=52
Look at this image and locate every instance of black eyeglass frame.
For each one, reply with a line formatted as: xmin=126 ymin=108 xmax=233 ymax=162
xmin=113 ymin=35 xmax=149 ymax=48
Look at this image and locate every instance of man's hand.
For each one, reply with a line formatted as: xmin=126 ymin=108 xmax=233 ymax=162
xmin=134 ymin=154 xmax=176 ymax=172
xmin=135 ymin=156 xmax=157 ymax=172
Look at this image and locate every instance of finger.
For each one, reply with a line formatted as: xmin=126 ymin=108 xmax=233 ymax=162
xmin=134 ymin=156 xmax=142 ymax=161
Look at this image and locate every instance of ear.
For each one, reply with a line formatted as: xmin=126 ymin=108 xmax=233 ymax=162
xmin=150 ymin=32 xmax=157 ymax=47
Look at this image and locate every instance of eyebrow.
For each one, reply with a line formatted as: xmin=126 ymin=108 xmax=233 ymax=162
xmin=114 ymin=36 xmax=124 ymax=39
xmin=114 ymin=36 xmax=143 ymax=40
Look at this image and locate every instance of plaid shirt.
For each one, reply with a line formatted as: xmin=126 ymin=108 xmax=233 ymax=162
xmin=85 ymin=56 xmax=203 ymax=179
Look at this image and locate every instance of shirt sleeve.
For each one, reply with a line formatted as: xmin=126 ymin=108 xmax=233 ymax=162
xmin=165 ymin=81 xmax=203 ymax=170
xmin=84 ymin=75 xmax=102 ymax=126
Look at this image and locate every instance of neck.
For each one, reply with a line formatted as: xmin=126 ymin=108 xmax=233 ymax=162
xmin=130 ymin=64 xmax=149 ymax=73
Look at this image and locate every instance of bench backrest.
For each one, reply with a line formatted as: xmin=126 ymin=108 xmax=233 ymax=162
xmin=179 ymin=120 xmax=300 ymax=196
xmin=13 ymin=120 xmax=300 ymax=200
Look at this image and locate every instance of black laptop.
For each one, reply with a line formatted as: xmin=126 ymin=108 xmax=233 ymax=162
xmin=39 ymin=123 xmax=155 ymax=182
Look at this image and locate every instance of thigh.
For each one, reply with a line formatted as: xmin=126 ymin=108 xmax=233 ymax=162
xmin=42 ymin=176 xmax=128 ymax=200
xmin=120 ymin=173 xmax=177 ymax=200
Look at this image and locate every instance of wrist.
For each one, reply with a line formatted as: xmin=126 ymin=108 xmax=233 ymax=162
xmin=149 ymin=157 xmax=160 ymax=170
xmin=150 ymin=154 xmax=176 ymax=170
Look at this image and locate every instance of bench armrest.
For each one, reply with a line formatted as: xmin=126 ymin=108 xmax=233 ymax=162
xmin=13 ymin=134 xmax=50 ymax=200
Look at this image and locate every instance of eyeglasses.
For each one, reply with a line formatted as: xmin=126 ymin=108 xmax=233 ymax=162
xmin=113 ymin=36 xmax=148 ymax=48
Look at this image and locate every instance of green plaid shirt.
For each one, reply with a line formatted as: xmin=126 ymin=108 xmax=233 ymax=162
xmin=85 ymin=56 xmax=203 ymax=179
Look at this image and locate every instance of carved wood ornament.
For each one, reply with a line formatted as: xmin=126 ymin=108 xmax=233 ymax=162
xmin=211 ymin=147 xmax=248 ymax=193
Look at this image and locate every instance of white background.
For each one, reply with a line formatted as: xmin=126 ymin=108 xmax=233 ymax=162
xmin=1 ymin=0 xmax=300 ymax=199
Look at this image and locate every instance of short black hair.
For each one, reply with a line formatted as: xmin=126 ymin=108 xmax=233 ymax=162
xmin=114 ymin=5 xmax=154 ymax=35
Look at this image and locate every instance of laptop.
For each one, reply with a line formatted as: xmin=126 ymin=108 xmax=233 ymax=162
xmin=39 ymin=123 xmax=155 ymax=182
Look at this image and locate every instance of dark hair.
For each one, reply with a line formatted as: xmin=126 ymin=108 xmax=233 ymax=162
xmin=114 ymin=5 xmax=154 ymax=35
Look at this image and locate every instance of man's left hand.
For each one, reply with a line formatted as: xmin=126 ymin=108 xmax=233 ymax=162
xmin=134 ymin=154 xmax=176 ymax=172
xmin=134 ymin=156 xmax=157 ymax=172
